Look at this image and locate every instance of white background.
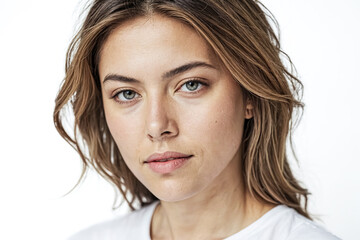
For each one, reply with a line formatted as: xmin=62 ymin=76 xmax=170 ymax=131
xmin=0 ymin=0 xmax=359 ymax=239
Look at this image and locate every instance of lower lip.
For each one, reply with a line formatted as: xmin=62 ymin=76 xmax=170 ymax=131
xmin=146 ymin=157 xmax=190 ymax=174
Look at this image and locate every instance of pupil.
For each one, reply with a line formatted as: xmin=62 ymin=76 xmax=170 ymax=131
xmin=186 ymin=81 xmax=198 ymax=91
xmin=124 ymin=90 xmax=135 ymax=99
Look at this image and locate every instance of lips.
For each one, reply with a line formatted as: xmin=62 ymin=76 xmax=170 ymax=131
xmin=145 ymin=151 xmax=193 ymax=163
xmin=144 ymin=151 xmax=193 ymax=174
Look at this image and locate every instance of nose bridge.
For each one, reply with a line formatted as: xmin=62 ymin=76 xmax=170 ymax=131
xmin=148 ymin=95 xmax=168 ymax=125
xmin=145 ymin=92 xmax=175 ymax=140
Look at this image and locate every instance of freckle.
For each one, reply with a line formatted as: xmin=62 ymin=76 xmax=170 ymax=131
xmin=215 ymin=120 xmax=218 ymax=124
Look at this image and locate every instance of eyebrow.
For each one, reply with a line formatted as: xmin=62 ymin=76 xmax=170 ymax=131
xmin=103 ymin=61 xmax=216 ymax=84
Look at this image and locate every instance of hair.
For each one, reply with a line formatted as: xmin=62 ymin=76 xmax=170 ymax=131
xmin=54 ymin=0 xmax=311 ymax=219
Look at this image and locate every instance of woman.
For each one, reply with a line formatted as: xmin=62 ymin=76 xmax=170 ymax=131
xmin=54 ymin=0 xmax=340 ymax=239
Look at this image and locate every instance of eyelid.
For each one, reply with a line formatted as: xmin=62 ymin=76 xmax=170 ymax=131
xmin=176 ymin=78 xmax=208 ymax=93
xmin=111 ymin=88 xmax=141 ymax=104
xmin=109 ymin=78 xmax=208 ymax=104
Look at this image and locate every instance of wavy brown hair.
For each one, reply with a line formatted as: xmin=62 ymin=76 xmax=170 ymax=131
xmin=54 ymin=0 xmax=311 ymax=218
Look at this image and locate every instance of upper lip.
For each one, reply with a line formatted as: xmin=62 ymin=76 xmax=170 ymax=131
xmin=144 ymin=151 xmax=193 ymax=163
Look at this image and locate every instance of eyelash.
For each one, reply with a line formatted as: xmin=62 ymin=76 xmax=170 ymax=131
xmin=177 ymin=78 xmax=208 ymax=94
xmin=111 ymin=79 xmax=208 ymax=104
xmin=111 ymin=89 xmax=141 ymax=104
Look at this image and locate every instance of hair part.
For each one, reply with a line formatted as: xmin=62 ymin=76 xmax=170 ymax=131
xmin=54 ymin=0 xmax=311 ymax=218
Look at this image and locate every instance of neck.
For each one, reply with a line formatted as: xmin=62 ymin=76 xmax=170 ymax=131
xmin=150 ymin=153 xmax=275 ymax=240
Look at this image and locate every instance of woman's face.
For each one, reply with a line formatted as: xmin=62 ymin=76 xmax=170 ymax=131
xmin=99 ymin=15 xmax=252 ymax=201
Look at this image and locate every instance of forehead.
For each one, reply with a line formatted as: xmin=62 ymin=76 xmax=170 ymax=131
xmin=99 ymin=14 xmax=220 ymax=78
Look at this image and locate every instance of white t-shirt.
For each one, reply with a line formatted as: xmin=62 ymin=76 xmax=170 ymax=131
xmin=68 ymin=201 xmax=340 ymax=240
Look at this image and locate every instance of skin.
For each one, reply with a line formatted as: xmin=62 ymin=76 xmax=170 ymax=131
xmin=99 ymin=14 xmax=274 ymax=240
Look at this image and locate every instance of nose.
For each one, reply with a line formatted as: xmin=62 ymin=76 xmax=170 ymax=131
xmin=145 ymin=97 xmax=178 ymax=141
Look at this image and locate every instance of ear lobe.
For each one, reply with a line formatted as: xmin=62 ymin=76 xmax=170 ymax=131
xmin=245 ymin=101 xmax=254 ymax=119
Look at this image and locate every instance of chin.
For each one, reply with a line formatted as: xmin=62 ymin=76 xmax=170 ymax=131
xmin=146 ymin=178 xmax=204 ymax=202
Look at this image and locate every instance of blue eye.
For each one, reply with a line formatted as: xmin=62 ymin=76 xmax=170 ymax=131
xmin=180 ymin=80 xmax=203 ymax=92
xmin=114 ymin=90 xmax=140 ymax=102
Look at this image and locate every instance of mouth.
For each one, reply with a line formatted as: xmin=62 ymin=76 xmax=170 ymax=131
xmin=144 ymin=151 xmax=193 ymax=163
xmin=144 ymin=152 xmax=193 ymax=174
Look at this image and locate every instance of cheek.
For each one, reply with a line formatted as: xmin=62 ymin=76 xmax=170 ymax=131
xmin=104 ymin=106 xmax=143 ymax=162
xmin=184 ymin=95 xmax=244 ymax=148
xmin=179 ymin=89 xmax=245 ymax=172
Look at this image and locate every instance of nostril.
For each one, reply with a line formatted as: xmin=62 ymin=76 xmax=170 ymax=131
xmin=161 ymin=131 xmax=171 ymax=135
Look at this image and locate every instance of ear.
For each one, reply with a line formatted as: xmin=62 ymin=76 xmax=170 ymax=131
xmin=245 ymin=100 xmax=254 ymax=119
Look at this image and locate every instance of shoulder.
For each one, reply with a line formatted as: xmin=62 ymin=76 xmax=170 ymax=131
xmin=286 ymin=211 xmax=340 ymax=240
xmin=67 ymin=201 xmax=159 ymax=240
xmin=269 ymin=205 xmax=341 ymax=240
